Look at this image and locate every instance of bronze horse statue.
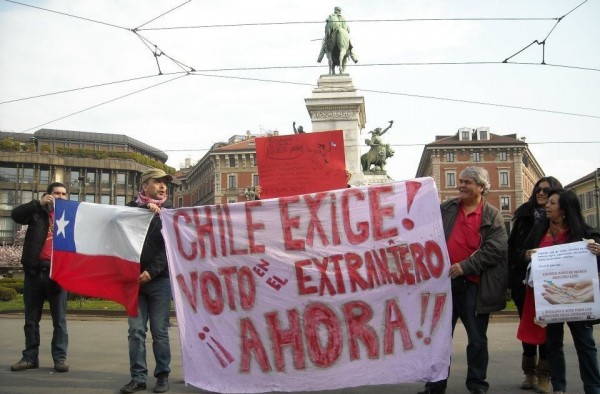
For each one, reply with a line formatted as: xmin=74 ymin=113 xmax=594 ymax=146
xmin=324 ymin=25 xmax=352 ymax=74
xmin=361 ymin=144 xmax=395 ymax=172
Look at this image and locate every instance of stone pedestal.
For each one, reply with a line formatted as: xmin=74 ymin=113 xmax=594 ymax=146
xmin=305 ymin=74 xmax=366 ymax=185
xmin=362 ymin=171 xmax=394 ymax=185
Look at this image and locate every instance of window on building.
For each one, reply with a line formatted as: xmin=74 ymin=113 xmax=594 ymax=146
xmin=101 ymin=172 xmax=110 ymax=187
xmin=228 ymin=175 xmax=236 ymax=189
xmin=472 ymin=152 xmax=481 ymax=162
xmin=253 ymin=174 xmax=259 ymax=186
xmin=499 ymin=171 xmax=509 ymax=186
xmin=461 ymin=130 xmax=470 ymax=140
xmin=0 ymin=190 xmax=17 ymax=209
xmin=478 ymin=129 xmax=489 ymax=140
xmin=21 ymin=167 xmax=34 ymax=183
xmin=446 ymin=152 xmax=454 ymax=162
xmin=446 ymin=172 xmax=456 ymax=188
xmin=586 ymin=191 xmax=595 ymax=209
xmin=0 ymin=217 xmax=14 ymax=239
xmin=100 ymin=195 xmax=110 ymax=204
xmin=116 ymin=172 xmax=126 ymax=186
xmin=178 ymin=197 xmax=183 ymax=208
xmin=85 ymin=194 xmax=95 ymax=203
xmin=116 ymin=195 xmax=126 ymax=206
xmin=20 ymin=191 xmax=33 ymax=204
xmin=39 ymin=167 xmax=49 ymax=184
xmin=70 ymin=170 xmax=80 ymax=185
xmin=500 ymin=197 xmax=510 ymax=211
xmin=229 ymin=156 xmax=236 ymax=167
xmin=69 ymin=193 xmax=79 ymax=202
xmin=86 ymin=171 xmax=95 ymax=186
xmin=0 ymin=166 xmax=18 ymax=182
xmin=578 ymin=194 xmax=586 ymax=210
xmin=251 ymin=155 xmax=256 ymax=167
xmin=586 ymin=215 xmax=597 ymax=229
xmin=499 ymin=151 xmax=508 ymax=161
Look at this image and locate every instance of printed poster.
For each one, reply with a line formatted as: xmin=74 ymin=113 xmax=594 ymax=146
xmin=532 ymin=241 xmax=600 ymax=323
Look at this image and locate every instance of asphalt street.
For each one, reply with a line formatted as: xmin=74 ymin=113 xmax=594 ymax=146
xmin=0 ymin=313 xmax=595 ymax=394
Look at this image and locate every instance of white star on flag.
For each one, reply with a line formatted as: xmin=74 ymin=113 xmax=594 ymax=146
xmin=55 ymin=210 xmax=70 ymax=237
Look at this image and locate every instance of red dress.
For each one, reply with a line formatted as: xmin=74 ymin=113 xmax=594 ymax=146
xmin=517 ymin=229 xmax=569 ymax=344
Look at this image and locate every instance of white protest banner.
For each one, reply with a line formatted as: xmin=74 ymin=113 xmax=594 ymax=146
xmin=160 ymin=178 xmax=452 ymax=393
xmin=532 ymin=241 xmax=600 ymax=324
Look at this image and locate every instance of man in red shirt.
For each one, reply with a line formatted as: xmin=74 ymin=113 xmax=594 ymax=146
xmin=11 ymin=182 xmax=69 ymax=373
xmin=418 ymin=167 xmax=508 ymax=394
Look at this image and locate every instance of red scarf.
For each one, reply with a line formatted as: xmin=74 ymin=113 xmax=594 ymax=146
xmin=135 ymin=191 xmax=167 ymax=207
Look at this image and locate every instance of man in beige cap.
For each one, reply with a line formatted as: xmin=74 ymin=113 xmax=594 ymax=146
xmin=120 ymin=168 xmax=174 ymax=394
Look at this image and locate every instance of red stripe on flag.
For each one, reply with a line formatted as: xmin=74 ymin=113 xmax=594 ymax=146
xmin=52 ymin=250 xmax=140 ymax=317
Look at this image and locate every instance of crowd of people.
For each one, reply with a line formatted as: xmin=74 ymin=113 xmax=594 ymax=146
xmin=8 ymin=165 xmax=600 ymax=394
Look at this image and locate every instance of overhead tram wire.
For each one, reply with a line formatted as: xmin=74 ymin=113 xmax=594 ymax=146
xmin=187 ymin=72 xmax=600 ymax=120
xmin=503 ymin=0 xmax=588 ymax=64
xmin=0 ymin=73 xmax=187 ymax=105
xmin=18 ymin=74 xmax=189 ymax=133
xmin=134 ymin=0 xmax=191 ymax=31
xmin=3 ymin=0 xmax=130 ymax=31
xmin=135 ymin=17 xmax=559 ymax=31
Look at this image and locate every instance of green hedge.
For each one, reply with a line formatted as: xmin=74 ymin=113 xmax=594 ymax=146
xmin=1 ymin=282 xmax=23 ymax=294
xmin=0 ymin=286 xmax=18 ymax=301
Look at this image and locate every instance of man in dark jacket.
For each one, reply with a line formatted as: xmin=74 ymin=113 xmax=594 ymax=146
xmin=120 ymin=169 xmax=174 ymax=394
xmin=418 ymin=167 xmax=507 ymax=394
xmin=11 ymin=182 xmax=69 ymax=373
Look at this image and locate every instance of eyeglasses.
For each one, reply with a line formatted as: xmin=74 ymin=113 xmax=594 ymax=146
xmin=533 ymin=186 xmax=552 ymax=195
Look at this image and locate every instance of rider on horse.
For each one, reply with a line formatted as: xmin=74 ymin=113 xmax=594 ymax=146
xmin=317 ymin=7 xmax=358 ymax=67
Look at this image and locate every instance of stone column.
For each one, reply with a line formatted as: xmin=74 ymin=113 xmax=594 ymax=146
xmin=305 ymin=74 xmax=366 ymax=185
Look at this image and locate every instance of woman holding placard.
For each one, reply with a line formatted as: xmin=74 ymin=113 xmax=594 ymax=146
xmin=523 ymin=189 xmax=600 ymax=394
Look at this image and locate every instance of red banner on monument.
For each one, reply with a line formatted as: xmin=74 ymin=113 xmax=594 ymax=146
xmin=255 ymin=130 xmax=346 ymax=198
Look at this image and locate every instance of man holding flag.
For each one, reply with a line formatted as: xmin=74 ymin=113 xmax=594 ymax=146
xmin=120 ymin=168 xmax=174 ymax=394
xmin=10 ymin=182 xmax=69 ymax=373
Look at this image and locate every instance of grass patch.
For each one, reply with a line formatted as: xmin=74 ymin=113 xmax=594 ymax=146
xmin=0 ymin=294 xmax=125 ymax=312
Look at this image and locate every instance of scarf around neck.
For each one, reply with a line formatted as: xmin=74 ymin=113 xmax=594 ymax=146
xmin=135 ymin=191 xmax=167 ymax=207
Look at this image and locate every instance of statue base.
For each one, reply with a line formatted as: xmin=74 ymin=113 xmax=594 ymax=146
xmin=360 ymin=171 xmax=394 ymax=186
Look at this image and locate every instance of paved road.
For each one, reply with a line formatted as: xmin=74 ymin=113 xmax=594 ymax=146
xmin=0 ymin=314 xmax=595 ymax=394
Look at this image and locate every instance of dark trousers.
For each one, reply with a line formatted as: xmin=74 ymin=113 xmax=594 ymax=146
xmin=22 ymin=269 xmax=68 ymax=363
xmin=426 ymin=281 xmax=490 ymax=392
xmin=547 ymin=321 xmax=600 ymax=394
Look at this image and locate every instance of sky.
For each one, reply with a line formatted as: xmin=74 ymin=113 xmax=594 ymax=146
xmin=0 ymin=0 xmax=598 ymax=186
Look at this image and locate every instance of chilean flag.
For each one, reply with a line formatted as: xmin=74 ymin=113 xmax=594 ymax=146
xmin=52 ymin=199 xmax=154 ymax=317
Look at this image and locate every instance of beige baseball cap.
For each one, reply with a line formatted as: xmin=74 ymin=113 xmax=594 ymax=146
xmin=141 ymin=168 xmax=173 ymax=184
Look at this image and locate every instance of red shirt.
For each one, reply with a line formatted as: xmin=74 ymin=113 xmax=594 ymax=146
xmin=39 ymin=211 xmax=54 ymax=261
xmin=446 ymin=201 xmax=483 ymax=284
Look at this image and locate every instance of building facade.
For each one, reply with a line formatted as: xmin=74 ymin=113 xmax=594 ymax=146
xmin=0 ymin=128 xmax=172 ymax=244
xmin=565 ymin=169 xmax=600 ymax=230
xmin=173 ymin=131 xmax=266 ymax=207
xmin=415 ymin=127 xmax=545 ymax=232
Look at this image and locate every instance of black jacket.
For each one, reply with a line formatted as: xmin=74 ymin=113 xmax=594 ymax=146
xmin=507 ymin=202 xmax=537 ymax=291
xmin=127 ymin=200 xmax=174 ymax=279
xmin=523 ymin=218 xmax=600 ymax=270
xmin=11 ymin=199 xmax=52 ymax=276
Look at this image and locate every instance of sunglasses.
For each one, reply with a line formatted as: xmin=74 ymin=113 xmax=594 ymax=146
xmin=533 ymin=186 xmax=552 ymax=195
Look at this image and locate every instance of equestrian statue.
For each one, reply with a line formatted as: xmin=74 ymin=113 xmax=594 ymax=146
xmin=361 ymin=120 xmax=395 ymax=172
xmin=317 ymin=6 xmax=358 ymax=75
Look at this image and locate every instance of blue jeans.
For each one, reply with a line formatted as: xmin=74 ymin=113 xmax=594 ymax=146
xmin=22 ymin=269 xmax=68 ymax=363
xmin=127 ymin=277 xmax=172 ymax=383
xmin=426 ymin=281 xmax=490 ymax=392
xmin=547 ymin=321 xmax=600 ymax=394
